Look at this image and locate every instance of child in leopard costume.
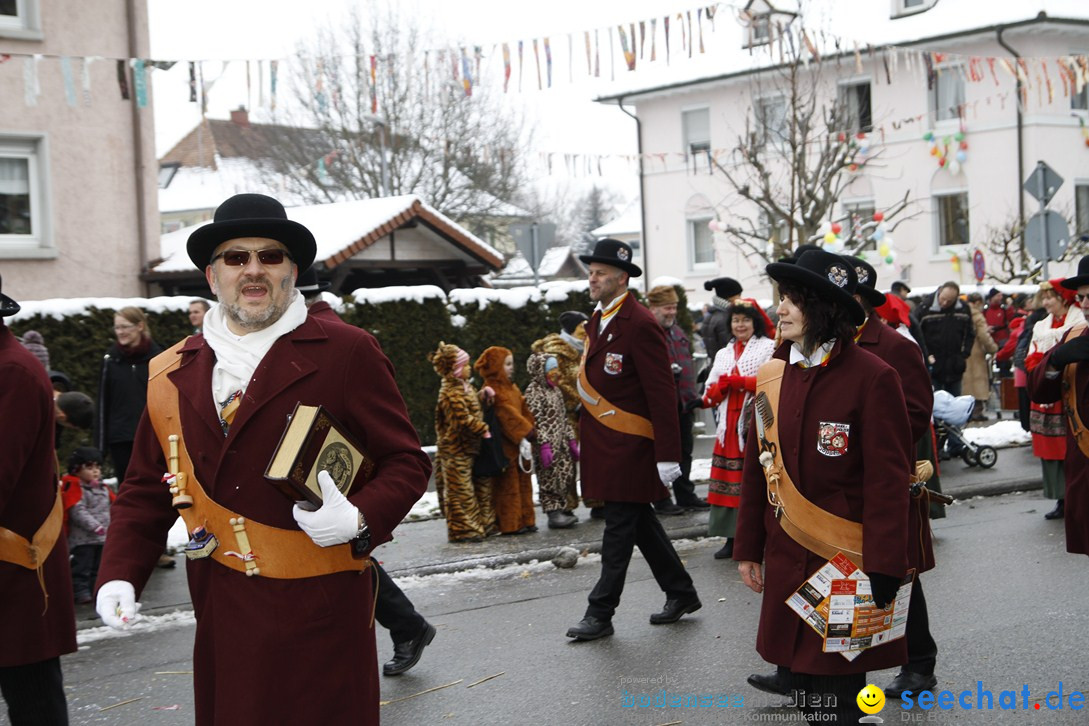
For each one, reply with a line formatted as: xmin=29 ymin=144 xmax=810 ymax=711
xmin=429 ymin=342 xmax=493 ymax=542
xmin=524 ymin=352 xmax=580 ymax=529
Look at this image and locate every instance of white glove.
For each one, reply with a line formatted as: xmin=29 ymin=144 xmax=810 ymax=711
xmin=292 ymin=470 xmax=362 ymax=547
xmin=96 ymin=580 xmax=142 ymax=630
xmin=657 ymin=461 xmax=682 ymax=486
xmin=518 ymin=439 xmax=533 ymax=460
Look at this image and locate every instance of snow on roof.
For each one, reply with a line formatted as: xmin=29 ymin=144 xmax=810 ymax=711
xmin=494 ymin=245 xmax=582 ymax=280
xmin=350 ymin=285 xmax=447 ymax=306
xmin=152 ymin=195 xmax=503 ymax=274
xmin=592 ymin=198 xmax=642 ymax=237
xmin=598 ymin=0 xmax=1089 ymax=101
xmin=159 ymin=157 xmax=309 ymax=214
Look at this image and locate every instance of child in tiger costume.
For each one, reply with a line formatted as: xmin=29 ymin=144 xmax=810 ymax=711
xmin=429 ymin=342 xmax=493 ymax=543
xmin=474 ymin=346 xmax=537 ymax=535
xmin=524 ymin=352 xmax=580 ymax=529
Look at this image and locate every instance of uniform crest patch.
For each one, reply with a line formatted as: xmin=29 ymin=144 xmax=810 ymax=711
xmin=604 ymin=352 xmax=624 ymax=375
xmin=616 ymin=247 xmax=630 ymax=262
xmin=817 ymin=421 xmax=850 ymax=457
xmin=854 ymin=266 xmax=870 ymax=286
xmin=827 ymin=264 xmax=849 ymax=288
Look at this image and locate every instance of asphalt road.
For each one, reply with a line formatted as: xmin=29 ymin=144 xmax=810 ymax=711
xmin=44 ymin=487 xmax=1089 ymax=726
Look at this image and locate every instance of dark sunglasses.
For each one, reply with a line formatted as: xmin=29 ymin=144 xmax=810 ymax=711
xmin=211 ymin=248 xmax=292 ymax=266
xmin=1077 ymin=293 xmax=1089 ymax=303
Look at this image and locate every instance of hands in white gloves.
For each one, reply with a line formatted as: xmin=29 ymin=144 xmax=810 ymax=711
xmin=657 ymin=461 xmax=682 ymax=486
xmin=518 ymin=439 xmax=533 ymax=461
xmin=96 ymin=580 xmax=142 ymax=630
xmin=292 ymin=470 xmax=362 ymax=547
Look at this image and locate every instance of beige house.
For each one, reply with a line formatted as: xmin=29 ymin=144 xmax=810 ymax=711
xmin=0 ymin=0 xmax=158 ymax=300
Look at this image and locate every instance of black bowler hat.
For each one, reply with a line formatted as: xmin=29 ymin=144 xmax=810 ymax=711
xmin=579 ymin=238 xmax=642 ymax=277
xmin=295 ymin=266 xmax=331 ymax=294
xmin=0 ymin=272 xmax=20 ymax=317
xmin=778 ymin=243 xmax=824 ymax=264
xmin=844 ymin=256 xmax=887 ymax=308
xmin=559 ymin=310 xmax=588 ymax=334
xmin=1062 ymin=255 xmax=1089 ymax=289
xmin=187 ymin=193 xmax=316 ymax=272
xmin=703 ymin=276 xmax=742 ymax=299
xmin=766 ymin=250 xmax=864 ymax=325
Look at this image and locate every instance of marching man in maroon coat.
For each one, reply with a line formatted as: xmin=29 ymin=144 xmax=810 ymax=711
xmin=848 ymin=257 xmax=941 ymax=699
xmin=735 ymin=250 xmax=912 ymax=724
xmin=1028 ymin=255 xmax=1089 ymax=558
xmin=95 ymin=194 xmax=431 ymax=725
xmin=565 ymin=239 xmax=700 ymax=641
xmin=0 ymin=275 xmax=76 ymax=725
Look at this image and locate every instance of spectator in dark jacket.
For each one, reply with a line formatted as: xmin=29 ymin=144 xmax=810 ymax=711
xmin=917 ymin=282 xmax=975 ymax=395
xmin=700 ymin=277 xmax=742 ymax=364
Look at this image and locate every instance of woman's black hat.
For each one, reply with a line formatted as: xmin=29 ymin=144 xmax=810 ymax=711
xmin=766 ymin=249 xmax=865 ymax=325
xmin=295 ymin=266 xmax=331 ymax=294
xmin=1062 ymin=255 xmax=1089 ymax=289
xmin=844 ymin=256 xmax=887 ymax=308
xmin=578 ymin=238 xmax=642 ymax=277
xmin=559 ymin=310 xmax=589 ymax=334
xmin=187 ymin=193 xmax=317 ymax=272
xmin=0 ymin=272 xmax=20 ymax=317
xmin=703 ymin=276 xmax=742 ymax=299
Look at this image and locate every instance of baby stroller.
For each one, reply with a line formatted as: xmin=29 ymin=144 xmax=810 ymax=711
xmin=932 ymin=390 xmax=997 ymax=468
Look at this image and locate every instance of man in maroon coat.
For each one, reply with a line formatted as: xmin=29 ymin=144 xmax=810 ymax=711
xmin=565 ymin=239 xmax=700 ymax=641
xmin=1028 ymin=255 xmax=1089 ymax=557
xmin=848 ymin=257 xmax=940 ymax=698
xmin=0 ymin=275 xmax=76 ymax=725
xmin=95 ymin=194 xmax=431 ymax=725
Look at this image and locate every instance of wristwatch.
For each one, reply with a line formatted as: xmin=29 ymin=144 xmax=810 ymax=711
xmin=350 ymin=511 xmax=371 ymax=558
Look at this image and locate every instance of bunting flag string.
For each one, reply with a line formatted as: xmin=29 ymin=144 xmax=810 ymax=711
xmin=502 ymin=42 xmax=511 ymax=92
xmin=533 ymin=38 xmax=541 ymax=91
xmin=618 ymin=25 xmax=635 ymax=71
xmin=518 ymin=40 xmax=524 ymax=91
xmin=270 ymin=59 xmax=278 ymax=110
xmin=544 ymin=37 xmax=552 ymax=88
xmin=60 ymin=56 xmax=76 ymax=107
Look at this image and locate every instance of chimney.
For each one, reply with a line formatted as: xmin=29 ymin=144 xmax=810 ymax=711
xmin=230 ymin=106 xmax=250 ymax=127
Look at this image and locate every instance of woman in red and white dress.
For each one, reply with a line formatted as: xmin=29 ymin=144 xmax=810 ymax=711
xmin=696 ymin=299 xmax=776 ymax=560
xmin=1025 ymin=279 xmax=1085 ymax=520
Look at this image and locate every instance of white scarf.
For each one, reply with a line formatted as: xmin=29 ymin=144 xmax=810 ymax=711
xmin=705 ymin=335 xmax=776 ymax=446
xmin=201 ymin=291 xmax=308 ymax=413
xmin=1031 ymin=306 xmax=1086 ymax=356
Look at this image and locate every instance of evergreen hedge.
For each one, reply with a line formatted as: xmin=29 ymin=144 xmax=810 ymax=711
xmin=9 ymin=281 xmax=695 ymax=450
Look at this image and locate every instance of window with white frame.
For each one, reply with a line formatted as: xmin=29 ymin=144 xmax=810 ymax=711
xmin=754 ymin=95 xmax=787 ymax=149
xmin=891 ymin=0 xmax=936 ymax=19
xmin=934 ymin=191 xmax=970 ymax=248
xmin=842 ymin=200 xmax=877 ymax=251
xmin=1073 ymin=76 xmax=1089 ymax=111
xmin=1075 ymin=183 xmax=1089 ymax=236
xmin=682 ymin=108 xmax=711 ymax=157
xmin=0 ymin=0 xmax=41 ymax=37
xmin=0 ymin=136 xmax=46 ymax=246
xmin=838 ymin=80 xmax=873 ymax=134
xmin=747 ymin=13 xmax=771 ymax=47
xmin=930 ymin=65 xmax=965 ymax=122
xmin=688 ymin=217 xmax=715 ymax=268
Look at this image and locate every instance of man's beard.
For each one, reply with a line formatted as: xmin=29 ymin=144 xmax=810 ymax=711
xmin=216 ymin=274 xmax=294 ymax=332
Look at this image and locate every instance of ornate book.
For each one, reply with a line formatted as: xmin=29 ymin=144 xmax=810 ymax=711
xmin=265 ymin=402 xmax=375 ymax=506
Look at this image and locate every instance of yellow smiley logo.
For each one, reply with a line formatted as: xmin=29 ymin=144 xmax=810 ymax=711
xmin=857 ymin=684 xmax=886 ymax=715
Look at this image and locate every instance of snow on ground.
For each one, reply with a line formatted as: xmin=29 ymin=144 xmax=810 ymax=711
xmin=962 ymin=420 xmax=1032 ymax=448
xmin=77 ymin=610 xmax=197 ymax=646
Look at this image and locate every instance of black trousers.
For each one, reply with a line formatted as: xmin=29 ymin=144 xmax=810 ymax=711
xmin=373 ymin=562 xmax=427 ymax=645
xmin=0 ymin=657 xmax=68 ymax=726
xmin=70 ymin=544 xmax=103 ymax=600
xmin=108 ymin=441 xmax=133 ymax=482
xmin=672 ymin=409 xmax=698 ymax=504
xmin=585 ymin=501 xmax=697 ymax=620
xmin=904 ymin=577 xmax=938 ymax=676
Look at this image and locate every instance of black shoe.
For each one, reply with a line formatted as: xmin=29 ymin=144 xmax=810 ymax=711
xmin=525 ymin=525 xmax=539 ymax=533
xmin=654 ymin=502 xmax=685 ymax=516
xmin=157 ymin=554 xmax=177 ymax=569
xmin=649 ymin=597 xmax=702 ymax=624
xmin=589 ymin=507 xmax=606 ymax=520
xmin=547 ymin=510 xmax=578 ymax=529
xmin=383 ymin=622 xmax=437 ymax=676
xmin=678 ymin=498 xmax=710 ymax=510
xmin=747 ymin=671 xmax=790 ymax=696
xmin=713 ymin=539 xmax=734 ymax=560
xmin=566 ymin=616 xmax=614 ymax=641
xmin=1045 ymin=499 xmax=1065 ymax=520
xmin=883 ymin=670 xmax=937 ymax=698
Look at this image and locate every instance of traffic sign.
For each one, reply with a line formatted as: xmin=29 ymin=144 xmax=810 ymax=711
xmin=972 ymin=249 xmax=985 ymax=282
xmin=1024 ymin=210 xmax=1069 ymax=262
xmin=509 ymin=223 xmax=557 ymax=280
xmin=1023 ymin=161 xmax=1063 ymax=206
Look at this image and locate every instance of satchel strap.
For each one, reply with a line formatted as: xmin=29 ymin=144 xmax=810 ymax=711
xmin=754 ymin=359 xmax=865 ymax=569
xmin=146 ymin=341 xmax=370 ymax=579
xmin=576 ymin=352 xmax=654 ymax=439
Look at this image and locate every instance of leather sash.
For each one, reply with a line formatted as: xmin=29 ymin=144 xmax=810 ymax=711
xmin=1060 ymin=325 xmax=1089 ymax=458
xmin=146 ymin=340 xmax=370 ymax=579
xmin=755 ymin=359 xmax=865 ymax=569
xmin=0 ymin=491 xmax=63 ymax=570
xmin=577 ymin=353 xmax=654 ymax=439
